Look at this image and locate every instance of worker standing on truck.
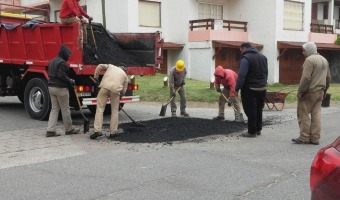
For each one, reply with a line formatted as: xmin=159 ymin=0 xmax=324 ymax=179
xmin=59 ymin=0 xmax=93 ymax=48
xmin=169 ymin=60 xmax=189 ymax=117
xmin=90 ymin=64 xmax=128 ymax=140
xmin=213 ymin=65 xmax=243 ymax=122
xmin=46 ymin=45 xmax=80 ymax=137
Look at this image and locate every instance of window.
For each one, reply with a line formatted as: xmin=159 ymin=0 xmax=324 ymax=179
xmin=139 ymin=1 xmax=161 ymax=27
xmin=198 ymin=3 xmax=223 ymax=19
xmin=283 ymin=0 xmax=304 ymax=31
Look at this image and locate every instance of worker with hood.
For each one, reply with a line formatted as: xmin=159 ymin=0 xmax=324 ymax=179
xmin=46 ymin=44 xmax=80 ymax=137
xmin=292 ymin=42 xmax=331 ymax=145
xmin=169 ymin=60 xmax=189 ymax=117
xmin=213 ymin=65 xmax=243 ymax=122
xmin=90 ymin=64 xmax=128 ymax=139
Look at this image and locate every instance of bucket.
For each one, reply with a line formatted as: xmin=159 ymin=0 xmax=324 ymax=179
xmin=321 ymin=93 xmax=331 ymax=107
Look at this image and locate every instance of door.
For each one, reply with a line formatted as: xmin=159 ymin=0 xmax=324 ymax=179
xmin=214 ymin=48 xmax=241 ymax=72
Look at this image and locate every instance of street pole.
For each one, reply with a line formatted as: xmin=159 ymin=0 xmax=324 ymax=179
xmin=101 ymin=0 xmax=106 ymax=28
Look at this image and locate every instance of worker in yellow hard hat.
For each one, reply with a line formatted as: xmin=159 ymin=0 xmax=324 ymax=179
xmin=169 ymin=60 xmax=189 ymax=117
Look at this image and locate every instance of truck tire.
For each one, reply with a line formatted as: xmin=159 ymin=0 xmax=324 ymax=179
xmin=87 ymin=103 xmax=124 ymax=115
xmin=24 ymin=78 xmax=51 ymax=120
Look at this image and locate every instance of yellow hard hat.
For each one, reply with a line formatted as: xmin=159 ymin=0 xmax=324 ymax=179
xmin=176 ymin=60 xmax=185 ymax=71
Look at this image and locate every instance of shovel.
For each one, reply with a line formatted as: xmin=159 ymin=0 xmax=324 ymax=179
xmin=89 ymin=21 xmax=98 ymax=59
xmin=73 ymin=87 xmax=90 ymax=133
xmin=120 ymin=106 xmax=145 ymax=127
xmin=220 ymin=92 xmax=245 ymax=123
xmin=159 ymin=87 xmax=181 ymax=116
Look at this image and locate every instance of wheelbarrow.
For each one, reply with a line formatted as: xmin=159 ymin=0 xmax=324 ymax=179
xmin=264 ymin=88 xmax=297 ymax=111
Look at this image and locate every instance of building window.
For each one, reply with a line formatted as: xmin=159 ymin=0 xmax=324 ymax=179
xmin=139 ymin=0 xmax=161 ymax=27
xmin=283 ymin=0 xmax=304 ymax=31
xmin=198 ymin=3 xmax=223 ymax=19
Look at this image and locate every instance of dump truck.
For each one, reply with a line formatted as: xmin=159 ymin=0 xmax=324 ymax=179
xmin=0 ymin=14 xmax=163 ymax=120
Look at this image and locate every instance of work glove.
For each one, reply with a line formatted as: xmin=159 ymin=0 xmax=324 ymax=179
xmin=323 ymin=89 xmax=328 ymax=99
xmin=181 ymin=80 xmax=185 ymax=86
xmin=228 ymin=97 xmax=235 ymax=107
xmin=70 ymin=79 xmax=76 ymax=88
xmin=216 ymin=88 xmax=221 ymax=93
xmin=171 ymin=92 xmax=176 ymax=98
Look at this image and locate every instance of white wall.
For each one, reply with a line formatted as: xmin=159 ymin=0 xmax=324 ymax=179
xmin=188 ymin=42 xmax=214 ymax=81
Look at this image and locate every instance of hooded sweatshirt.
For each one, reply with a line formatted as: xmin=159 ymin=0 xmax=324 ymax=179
xmin=59 ymin=0 xmax=89 ymax=19
xmin=298 ymin=42 xmax=331 ymax=94
xmin=48 ymin=45 xmax=73 ymax=88
xmin=214 ymin=66 xmax=238 ymax=97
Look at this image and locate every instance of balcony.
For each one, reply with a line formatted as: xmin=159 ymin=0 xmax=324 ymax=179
xmin=188 ymin=18 xmax=248 ymax=42
xmin=309 ymin=22 xmax=336 ymax=44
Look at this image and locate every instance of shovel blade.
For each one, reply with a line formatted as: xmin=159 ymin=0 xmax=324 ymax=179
xmin=84 ymin=119 xmax=90 ymax=133
xmin=159 ymin=104 xmax=167 ymax=116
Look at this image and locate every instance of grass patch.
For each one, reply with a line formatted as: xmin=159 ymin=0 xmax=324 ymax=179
xmin=133 ymin=73 xmax=340 ymax=103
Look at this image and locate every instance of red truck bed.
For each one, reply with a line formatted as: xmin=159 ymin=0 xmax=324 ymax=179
xmin=0 ymin=21 xmax=163 ymax=120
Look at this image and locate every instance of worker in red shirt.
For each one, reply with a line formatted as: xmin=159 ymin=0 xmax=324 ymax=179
xmin=59 ymin=0 xmax=93 ymax=48
xmin=213 ymin=65 xmax=243 ymax=122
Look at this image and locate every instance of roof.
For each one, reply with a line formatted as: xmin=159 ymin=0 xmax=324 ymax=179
xmin=163 ymin=42 xmax=184 ymax=50
xmin=277 ymin=41 xmax=340 ymax=50
xmin=212 ymin=40 xmax=263 ymax=50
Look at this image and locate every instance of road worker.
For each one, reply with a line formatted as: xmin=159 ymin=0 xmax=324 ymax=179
xmin=90 ymin=64 xmax=128 ymax=139
xmin=59 ymin=0 xmax=93 ymax=48
xmin=236 ymin=42 xmax=268 ymax=137
xmin=46 ymin=45 xmax=80 ymax=137
xmin=169 ymin=60 xmax=189 ymax=117
xmin=213 ymin=65 xmax=243 ymax=122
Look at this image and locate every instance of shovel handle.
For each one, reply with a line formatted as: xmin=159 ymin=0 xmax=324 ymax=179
xmin=220 ymin=92 xmax=239 ymax=113
xmin=165 ymin=86 xmax=181 ymax=106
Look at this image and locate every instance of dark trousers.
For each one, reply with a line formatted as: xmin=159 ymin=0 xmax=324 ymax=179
xmin=241 ymin=87 xmax=266 ymax=134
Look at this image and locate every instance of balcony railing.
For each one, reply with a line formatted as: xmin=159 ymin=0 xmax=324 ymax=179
xmin=189 ymin=18 xmax=247 ymax=32
xmin=310 ymin=23 xmax=334 ymax=34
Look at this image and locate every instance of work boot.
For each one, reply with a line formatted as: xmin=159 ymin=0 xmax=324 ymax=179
xmin=234 ymin=118 xmax=244 ymax=123
xmin=291 ymin=138 xmax=310 ymax=144
xmin=241 ymin=132 xmax=257 ymax=138
xmin=171 ymin=112 xmax=177 ymax=117
xmin=310 ymin=141 xmax=319 ymax=145
xmin=46 ymin=131 xmax=61 ymax=137
xmin=256 ymin=131 xmax=261 ymax=136
xmin=90 ymin=132 xmax=103 ymax=139
xmin=108 ymin=134 xmax=118 ymax=139
xmin=213 ymin=116 xmax=225 ymax=121
xmin=65 ymin=128 xmax=80 ymax=135
xmin=180 ymin=111 xmax=189 ymax=117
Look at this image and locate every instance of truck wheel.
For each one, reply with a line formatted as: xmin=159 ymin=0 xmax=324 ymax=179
xmin=87 ymin=103 xmax=124 ymax=115
xmin=24 ymin=78 xmax=51 ymax=120
xmin=17 ymin=94 xmax=24 ymax=103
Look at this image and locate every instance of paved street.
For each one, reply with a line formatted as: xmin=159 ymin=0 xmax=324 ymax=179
xmin=0 ymin=97 xmax=339 ymax=200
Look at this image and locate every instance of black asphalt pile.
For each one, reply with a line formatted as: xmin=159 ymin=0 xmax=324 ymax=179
xmin=83 ymin=23 xmax=145 ymax=66
xmin=104 ymin=117 xmax=247 ymax=144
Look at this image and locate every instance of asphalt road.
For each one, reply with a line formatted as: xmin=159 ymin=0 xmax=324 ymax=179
xmin=0 ymin=96 xmax=339 ymax=200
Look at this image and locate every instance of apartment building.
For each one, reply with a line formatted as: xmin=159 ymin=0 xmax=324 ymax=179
xmin=2 ymin=0 xmax=340 ymax=83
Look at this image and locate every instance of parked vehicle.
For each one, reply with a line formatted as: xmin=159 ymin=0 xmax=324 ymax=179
xmin=0 ymin=9 xmax=163 ymax=120
xmin=310 ymin=136 xmax=340 ymax=200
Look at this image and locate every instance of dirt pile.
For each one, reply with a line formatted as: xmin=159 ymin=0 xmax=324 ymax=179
xmin=83 ymin=23 xmax=145 ymax=66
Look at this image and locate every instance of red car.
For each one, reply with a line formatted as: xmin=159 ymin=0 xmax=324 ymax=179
xmin=310 ymin=136 xmax=340 ymax=200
